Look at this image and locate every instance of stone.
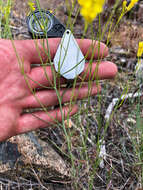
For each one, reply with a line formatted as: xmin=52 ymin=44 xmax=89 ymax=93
xmin=0 ymin=132 xmax=71 ymax=182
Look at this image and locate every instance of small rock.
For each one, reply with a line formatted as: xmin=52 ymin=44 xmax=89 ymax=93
xmin=127 ymin=118 xmax=136 ymax=124
xmin=111 ymin=46 xmax=129 ymax=56
xmin=120 ymin=57 xmax=127 ymax=64
xmin=0 ymin=132 xmax=71 ymax=182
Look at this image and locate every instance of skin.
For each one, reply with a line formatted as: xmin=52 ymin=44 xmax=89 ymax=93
xmin=0 ymin=38 xmax=117 ymax=142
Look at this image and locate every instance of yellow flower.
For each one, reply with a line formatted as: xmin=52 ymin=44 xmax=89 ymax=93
xmin=78 ymin=0 xmax=105 ymax=23
xmin=0 ymin=4 xmax=11 ymax=19
xmin=122 ymin=0 xmax=127 ymax=15
xmin=49 ymin=10 xmax=53 ymax=13
xmin=28 ymin=0 xmax=36 ymax=12
xmin=122 ymin=0 xmax=139 ymax=13
xmin=126 ymin=0 xmax=138 ymax=11
xmin=137 ymin=42 xmax=143 ymax=57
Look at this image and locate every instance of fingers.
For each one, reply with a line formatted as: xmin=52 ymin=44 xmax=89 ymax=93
xmin=80 ymin=61 xmax=117 ymax=80
xmin=17 ymin=105 xmax=78 ymax=134
xmin=28 ymin=61 xmax=117 ymax=88
xmin=20 ymin=38 xmax=108 ymax=64
xmin=21 ymin=83 xmax=101 ymax=108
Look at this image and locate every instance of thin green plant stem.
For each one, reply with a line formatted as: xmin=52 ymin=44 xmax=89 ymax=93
xmin=25 ymin=74 xmax=53 ymax=89
xmin=101 ymin=0 xmax=120 ymax=40
xmin=2 ymin=0 xmax=12 ymax=39
xmin=0 ymin=0 xmax=3 ymax=38
xmin=10 ymin=39 xmax=63 ymax=125
xmin=65 ymin=0 xmax=77 ymax=30
xmin=33 ymin=39 xmax=53 ymax=87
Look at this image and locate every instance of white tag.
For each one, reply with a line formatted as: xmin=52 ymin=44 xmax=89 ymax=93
xmin=53 ymin=30 xmax=85 ymax=79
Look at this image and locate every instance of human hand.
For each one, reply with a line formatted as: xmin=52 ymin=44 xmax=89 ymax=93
xmin=0 ymin=38 xmax=117 ymax=141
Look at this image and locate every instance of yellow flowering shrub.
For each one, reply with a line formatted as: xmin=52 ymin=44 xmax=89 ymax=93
xmin=78 ymin=0 xmax=105 ymax=23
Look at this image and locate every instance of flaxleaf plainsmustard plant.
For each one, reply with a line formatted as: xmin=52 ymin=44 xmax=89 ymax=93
xmin=78 ymin=0 xmax=105 ymax=23
xmin=0 ymin=3 xmax=11 ymax=20
xmin=135 ymin=42 xmax=143 ymax=77
xmin=28 ymin=0 xmax=36 ymax=12
xmin=125 ymin=0 xmax=139 ymax=12
xmin=135 ymin=42 xmax=143 ymax=82
xmin=117 ymin=0 xmax=139 ymax=27
xmin=137 ymin=41 xmax=143 ymax=58
xmin=122 ymin=0 xmax=139 ymax=15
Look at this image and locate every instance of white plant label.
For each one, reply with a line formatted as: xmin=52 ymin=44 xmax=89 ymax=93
xmin=53 ymin=29 xmax=85 ymax=79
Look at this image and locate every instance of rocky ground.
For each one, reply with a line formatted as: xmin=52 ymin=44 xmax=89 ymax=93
xmin=0 ymin=0 xmax=143 ymax=189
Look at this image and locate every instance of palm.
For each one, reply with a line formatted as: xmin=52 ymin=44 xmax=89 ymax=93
xmin=0 ymin=38 xmax=117 ymax=141
xmin=0 ymin=40 xmax=32 ymax=140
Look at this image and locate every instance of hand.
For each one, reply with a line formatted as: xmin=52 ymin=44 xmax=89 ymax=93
xmin=0 ymin=38 xmax=117 ymax=141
